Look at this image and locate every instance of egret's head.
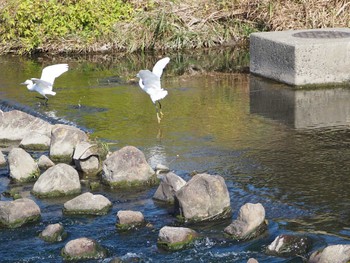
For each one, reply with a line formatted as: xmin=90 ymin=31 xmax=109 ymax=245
xmin=21 ymin=79 xmax=34 ymax=90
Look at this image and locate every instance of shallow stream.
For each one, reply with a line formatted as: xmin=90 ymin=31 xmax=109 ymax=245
xmin=0 ymin=50 xmax=350 ymax=262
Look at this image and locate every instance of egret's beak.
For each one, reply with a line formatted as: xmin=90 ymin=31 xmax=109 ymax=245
xmin=20 ymin=82 xmax=26 ymax=85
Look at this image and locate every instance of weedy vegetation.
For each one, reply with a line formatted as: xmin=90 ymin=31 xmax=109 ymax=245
xmin=0 ymin=0 xmax=349 ymax=55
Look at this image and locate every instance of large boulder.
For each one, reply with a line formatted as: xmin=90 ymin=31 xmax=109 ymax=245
xmin=32 ymin=163 xmax=81 ymax=198
xmin=153 ymin=172 xmax=186 ymax=203
xmin=63 ymin=192 xmax=112 ymax=215
xmin=266 ymin=234 xmax=312 ymax=258
xmin=50 ymin=124 xmax=88 ymax=163
xmin=309 ymin=244 xmax=350 ymax=263
xmin=39 ymin=223 xmax=67 ymax=242
xmin=102 ymin=146 xmax=156 ymax=187
xmin=224 ymin=203 xmax=267 ymax=241
xmin=8 ymin=147 xmax=40 ymax=182
xmin=157 ymin=226 xmax=198 ymax=251
xmin=73 ymin=141 xmax=102 ymax=176
xmin=19 ymin=131 xmax=51 ymax=151
xmin=0 ymin=110 xmax=52 ymax=142
xmin=61 ymin=237 xmax=107 ymax=261
xmin=175 ymin=173 xmax=231 ymax=222
xmin=116 ymin=210 xmax=145 ymax=230
xmin=0 ymin=198 xmax=41 ymax=228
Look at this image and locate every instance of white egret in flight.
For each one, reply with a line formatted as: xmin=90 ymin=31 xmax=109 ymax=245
xmin=136 ymin=57 xmax=170 ymax=123
xmin=21 ymin=64 xmax=69 ymax=103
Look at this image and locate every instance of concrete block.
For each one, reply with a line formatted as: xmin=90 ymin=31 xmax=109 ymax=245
xmin=250 ymin=28 xmax=350 ymax=86
xmin=250 ymin=75 xmax=350 ymax=129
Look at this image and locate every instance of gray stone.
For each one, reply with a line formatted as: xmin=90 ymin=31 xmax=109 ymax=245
xmin=50 ymin=124 xmax=88 ymax=163
xmin=39 ymin=223 xmax=67 ymax=242
xmin=8 ymin=147 xmax=40 ymax=182
xmin=175 ymin=173 xmax=231 ymax=222
xmin=116 ymin=210 xmax=144 ymax=230
xmin=0 ymin=110 xmax=52 ymax=142
xmin=102 ymin=146 xmax=156 ymax=187
xmin=155 ymin=163 xmax=170 ymax=175
xmin=309 ymin=244 xmax=350 ymax=263
xmin=224 ymin=203 xmax=267 ymax=241
xmin=153 ymin=172 xmax=186 ymax=203
xmin=61 ymin=237 xmax=107 ymax=261
xmin=19 ymin=131 xmax=51 ymax=150
xmin=0 ymin=198 xmax=41 ymax=228
xmin=157 ymin=226 xmax=198 ymax=251
xmin=63 ymin=192 xmax=112 ymax=215
xmin=250 ymin=28 xmax=350 ymax=86
xmin=267 ymin=234 xmax=312 ymax=257
xmin=73 ymin=142 xmax=101 ymax=176
xmin=247 ymin=259 xmax=259 ymax=263
xmin=37 ymin=155 xmax=55 ymax=170
xmin=32 ymin=163 xmax=81 ymax=198
xmin=0 ymin=151 xmax=6 ymax=167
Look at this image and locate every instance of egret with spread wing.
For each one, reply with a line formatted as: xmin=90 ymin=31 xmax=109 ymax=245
xmin=21 ymin=64 xmax=69 ymax=103
xmin=136 ymin=57 xmax=170 ymax=123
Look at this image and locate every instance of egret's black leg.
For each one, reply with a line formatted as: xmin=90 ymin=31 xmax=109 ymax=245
xmin=158 ymin=101 xmax=164 ymax=117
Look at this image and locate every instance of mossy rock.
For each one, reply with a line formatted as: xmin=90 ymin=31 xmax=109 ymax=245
xmin=49 ymin=155 xmax=73 ymax=164
xmin=176 ymin=206 xmax=232 ymax=224
xmin=63 ymin=204 xmax=112 ymax=216
xmin=0 ymin=214 xmax=41 ymax=229
xmin=225 ymin=220 xmax=269 ymax=241
xmin=31 ymin=189 xmax=81 ymax=198
xmin=103 ymin=174 xmax=159 ymax=189
xmin=157 ymin=233 xmax=198 ymax=251
xmin=116 ymin=221 xmax=146 ymax=231
xmin=12 ymin=169 xmax=40 ymax=183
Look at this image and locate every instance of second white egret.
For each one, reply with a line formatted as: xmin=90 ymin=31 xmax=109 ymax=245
xmin=21 ymin=63 xmax=69 ymax=103
xmin=136 ymin=57 xmax=170 ymax=123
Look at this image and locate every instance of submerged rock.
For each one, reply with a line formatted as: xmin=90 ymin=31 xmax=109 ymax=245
xmin=116 ymin=210 xmax=145 ymax=230
xmin=8 ymin=147 xmax=40 ymax=182
xmin=266 ymin=234 xmax=312 ymax=257
xmin=73 ymin=141 xmax=101 ymax=176
xmin=153 ymin=172 xmax=186 ymax=203
xmin=63 ymin=192 xmax=112 ymax=215
xmin=19 ymin=131 xmax=51 ymax=151
xmin=39 ymin=223 xmax=67 ymax=242
xmin=0 ymin=151 xmax=6 ymax=167
xmin=102 ymin=146 xmax=156 ymax=187
xmin=37 ymin=155 xmax=55 ymax=170
xmin=309 ymin=244 xmax=350 ymax=263
xmin=0 ymin=198 xmax=41 ymax=228
xmin=50 ymin=124 xmax=88 ymax=163
xmin=157 ymin=226 xmax=198 ymax=251
xmin=175 ymin=173 xmax=231 ymax=222
xmin=224 ymin=203 xmax=267 ymax=241
xmin=61 ymin=237 xmax=107 ymax=261
xmin=32 ymin=163 xmax=81 ymax=198
xmin=0 ymin=110 xmax=52 ymax=142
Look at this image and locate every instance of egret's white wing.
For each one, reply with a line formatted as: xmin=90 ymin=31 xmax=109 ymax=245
xmin=138 ymin=70 xmax=161 ymax=93
xmin=31 ymin=78 xmax=52 ymax=91
xmin=40 ymin=64 xmax=69 ymax=85
xmin=152 ymin=57 xmax=170 ymax=78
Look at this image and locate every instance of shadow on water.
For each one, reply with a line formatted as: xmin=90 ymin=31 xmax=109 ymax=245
xmin=1 ymin=49 xmax=350 ymax=262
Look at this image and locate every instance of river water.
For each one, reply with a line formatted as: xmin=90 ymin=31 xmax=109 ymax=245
xmin=0 ymin=50 xmax=350 ymax=262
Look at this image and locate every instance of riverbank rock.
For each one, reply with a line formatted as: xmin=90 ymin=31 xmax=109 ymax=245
xmin=153 ymin=172 xmax=186 ymax=203
xmin=0 ymin=110 xmax=52 ymax=142
xmin=32 ymin=163 xmax=81 ymax=198
xmin=61 ymin=237 xmax=107 ymax=261
xmin=102 ymin=146 xmax=156 ymax=187
xmin=116 ymin=210 xmax=145 ymax=230
xmin=0 ymin=198 xmax=41 ymax=228
xmin=309 ymin=244 xmax=350 ymax=263
xmin=266 ymin=234 xmax=312 ymax=258
xmin=50 ymin=124 xmax=88 ymax=163
xmin=157 ymin=226 xmax=198 ymax=251
xmin=224 ymin=203 xmax=267 ymax=241
xmin=0 ymin=151 xmax=6 ymax=166
xmin=19 ymin=131 xmax=51 ymax=151
xmin=39 ymin=223 xmax=67 ymax=242
xmin=63 ymin=192 xmax=112 ymax=215
xmin=175 ymin=173 xmax=231 ymax=222
xmin=37 ymin=155 xmax=55 ymax=170
xmin=8 ymin=147 xmax=40 ymax=182
xmin=73 ymin=142 xmax=101 ymax=176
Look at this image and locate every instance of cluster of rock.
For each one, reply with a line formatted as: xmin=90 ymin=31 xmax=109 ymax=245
xmin=0 ymin=110 xmax=349 ymax=262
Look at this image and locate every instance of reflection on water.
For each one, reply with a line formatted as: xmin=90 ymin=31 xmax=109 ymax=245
xmin=250 ymin=75 xmax=350 ymax=129
xmin=1 ymin=51 xmax=350 ymax=262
